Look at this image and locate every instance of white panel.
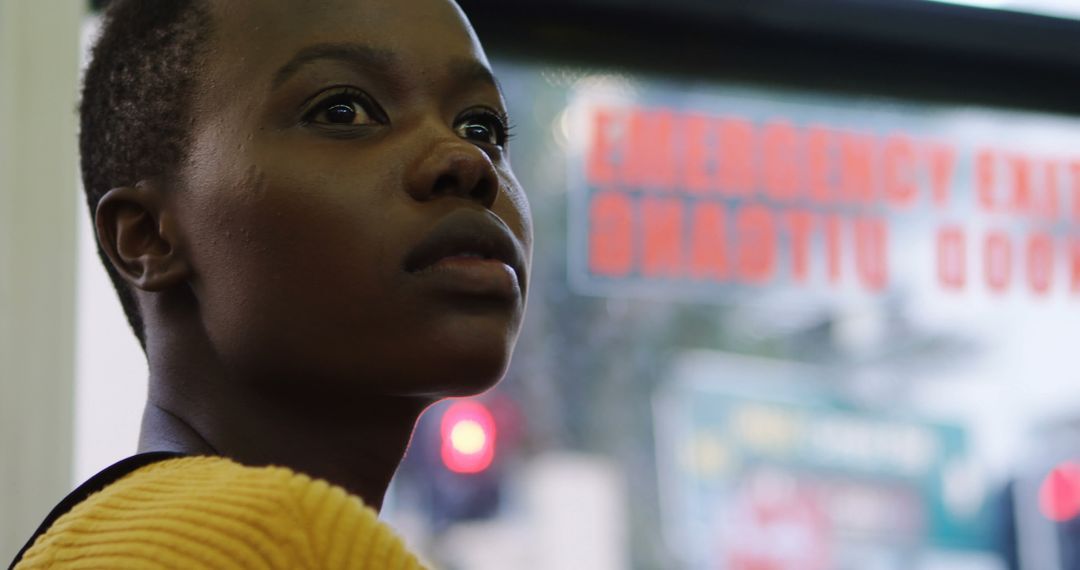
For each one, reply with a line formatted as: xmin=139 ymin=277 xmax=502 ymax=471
xmin=525 ymin=452 xmax=629 ymax=570
xmin=0 ymin=0 xmax=83 ymax=561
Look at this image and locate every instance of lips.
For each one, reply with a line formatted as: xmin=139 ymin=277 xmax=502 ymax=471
xmin=403 ymin=209 xmax=527 ymax=294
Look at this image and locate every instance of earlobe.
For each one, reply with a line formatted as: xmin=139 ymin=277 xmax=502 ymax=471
xmin=95 ymin=183 xmax=191 ymax=292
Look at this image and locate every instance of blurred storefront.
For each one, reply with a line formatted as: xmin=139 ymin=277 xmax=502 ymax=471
xmin=381 ymin=1 xmax=1080 ymax=568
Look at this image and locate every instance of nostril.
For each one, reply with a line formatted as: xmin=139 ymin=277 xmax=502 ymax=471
xmin=432 ymin=173 xmax=457 ymax=197
xmin=428 ymin=170 xmax=496 ymax=207
xmin=470 ymin=177 xmax=496 ymax=204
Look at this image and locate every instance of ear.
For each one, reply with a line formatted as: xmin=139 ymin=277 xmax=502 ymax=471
xmin=95 ymin=182 xmax=191 ymax=292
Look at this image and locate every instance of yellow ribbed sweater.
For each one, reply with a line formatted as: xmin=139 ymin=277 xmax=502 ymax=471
xmin=15 ymin=456 xmax=427 ymax=569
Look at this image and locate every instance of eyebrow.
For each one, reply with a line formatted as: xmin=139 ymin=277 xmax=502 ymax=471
xmin=271 ymin=42 xmax=504 ymax=99
xmin=272 ymin=43 xmax=399 ymax=90
xmin=447 ymin=59 xmax=505 ymax=100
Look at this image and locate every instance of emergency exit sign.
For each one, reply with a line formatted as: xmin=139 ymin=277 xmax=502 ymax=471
xmin=566 ymin=80 xmax=1080 ymax=302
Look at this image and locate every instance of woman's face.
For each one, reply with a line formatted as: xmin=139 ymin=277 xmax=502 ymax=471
xmin=172 ymin=0 xmax=532 ymax=397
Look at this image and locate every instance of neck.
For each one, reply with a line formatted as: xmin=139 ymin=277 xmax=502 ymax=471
xmin=137 ymin=319 xmax=429 ymax=511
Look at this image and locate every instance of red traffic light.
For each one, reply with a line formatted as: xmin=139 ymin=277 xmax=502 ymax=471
xmin=440 ymin=400 xmax=497 ymax=474
xmin=1039 ymin=460 xmax=1080 ymax=523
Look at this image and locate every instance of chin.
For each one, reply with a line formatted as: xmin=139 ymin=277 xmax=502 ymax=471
xmin=399 ymin=311 xmax=521 ymax=397
xmin=422 ymin=344 xmax=513 ymax=398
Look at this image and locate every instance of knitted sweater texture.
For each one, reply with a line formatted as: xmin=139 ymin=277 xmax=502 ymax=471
xmin=14 ymin=456 xmax=426 ymax=569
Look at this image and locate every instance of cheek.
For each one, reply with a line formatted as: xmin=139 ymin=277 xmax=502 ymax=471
xmin=498 ymin=173 xmax=534 ymax=261
xmin=183 ymin=162 xmax=405 ymax=364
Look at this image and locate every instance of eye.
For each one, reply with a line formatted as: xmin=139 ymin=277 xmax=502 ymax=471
xmin=323 ymin=101 xmax=366 ymax=125
xmin=304 ymin=88 xmax=386 ymax=127
xmin=455 ymin=109 xmax=513 ymax=147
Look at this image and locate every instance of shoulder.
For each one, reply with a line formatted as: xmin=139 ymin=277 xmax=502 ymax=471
xmin=15 ymin=456 xmax=426 ymax=570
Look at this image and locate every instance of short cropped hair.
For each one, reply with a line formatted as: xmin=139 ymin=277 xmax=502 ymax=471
xmin=80 ymin=0 xmax=211 ymax=349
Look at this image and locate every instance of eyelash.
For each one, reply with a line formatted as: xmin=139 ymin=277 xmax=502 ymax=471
xmin=302 ymin=87 xmax=515 ymax=148
xmin=301 ymin=87 xmax=387 ymax=126
xmin=457 ymin=107 xmax=516 ymax=148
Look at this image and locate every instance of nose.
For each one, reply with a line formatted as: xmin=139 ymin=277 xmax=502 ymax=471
xmin=405 ymin=137 xmax=499 ymax=209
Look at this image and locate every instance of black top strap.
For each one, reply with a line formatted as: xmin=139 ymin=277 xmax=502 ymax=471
xmin=9 ymin=451 xmax=187 ymax=569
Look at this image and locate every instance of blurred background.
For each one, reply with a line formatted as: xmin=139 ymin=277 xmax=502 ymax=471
xmin=7 ymin=0 xmax=1080 ymax=568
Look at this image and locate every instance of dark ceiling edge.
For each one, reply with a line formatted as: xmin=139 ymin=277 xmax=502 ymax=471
xmin=754 ymin=0 xmax=1080 ymax=67
xmin=457 ymin=0 xmax=1080 ymax=115
xmin=457 ymin=0 xmax=1080 ymax=72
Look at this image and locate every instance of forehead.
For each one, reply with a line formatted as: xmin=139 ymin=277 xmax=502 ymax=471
xmin=203 ymin=0 xmax=490 ymax=84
